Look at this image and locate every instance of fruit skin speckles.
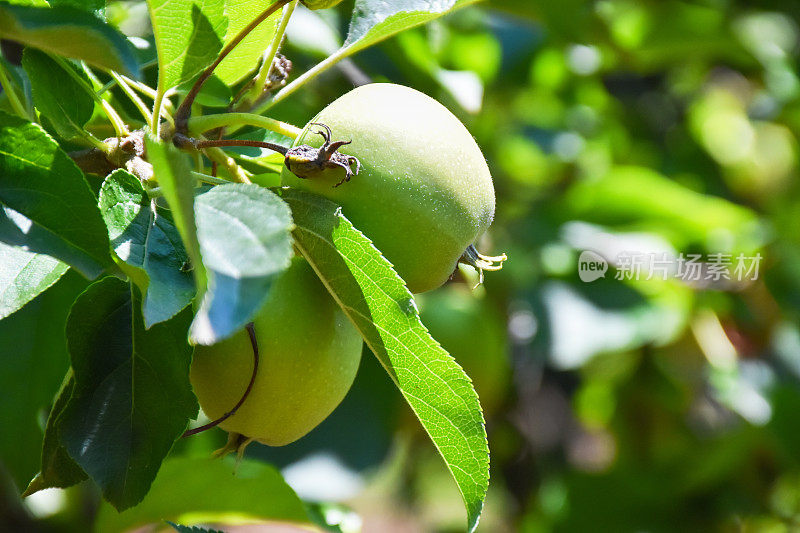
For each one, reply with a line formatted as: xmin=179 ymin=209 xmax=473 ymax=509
xmin=281 ymin=83 xmax=499 ymax=293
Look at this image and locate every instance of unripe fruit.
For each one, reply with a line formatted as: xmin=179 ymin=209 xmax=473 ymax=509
xmin=190 ymin=258 xmax=363 ymax=446
xmin=281 ymin=83 xmax=497 ymax=293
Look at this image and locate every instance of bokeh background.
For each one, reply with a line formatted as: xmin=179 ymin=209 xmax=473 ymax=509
xmin=7 ymin=0 xmax=800 ymax=531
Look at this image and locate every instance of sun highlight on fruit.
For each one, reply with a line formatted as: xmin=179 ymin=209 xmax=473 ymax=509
xmin=190 ymin=257 xmax=363 ymax=446
xmin=281 ymin=83 xmax=504 ymax=293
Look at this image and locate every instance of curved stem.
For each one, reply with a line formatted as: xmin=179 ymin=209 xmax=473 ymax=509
xmin=189 ymin=112 xmax=301 ymax=139
xmin=191 ymin=171 xmax=232 ymax=185
xmin=182 ymin=322 xmax=260 ymax=438
xmin=249 ymin=0 xmax=299 ymax=102
xmin=151 ymin=91 xmax=165 ymax=133
xmin=175 ymin=0 xmax=290 ymax=134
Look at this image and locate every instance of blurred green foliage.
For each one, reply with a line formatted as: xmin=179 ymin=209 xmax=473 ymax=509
xmin=8 ymin=0 xmax=800 ymax=531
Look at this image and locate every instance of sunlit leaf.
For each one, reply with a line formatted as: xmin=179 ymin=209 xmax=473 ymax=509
xmin=95 ymin=456 xmax=310 ymax=531
xmin=282 ymin=190 xmax=488 ymax=533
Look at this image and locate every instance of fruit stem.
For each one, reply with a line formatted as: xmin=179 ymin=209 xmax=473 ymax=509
xmin=182 ymin=322 xmax=260 ymax=438
xmin=459 ymin=245 xmax=507 ymax=285
xmin=174 ymin=0 xmax=290 ymax=135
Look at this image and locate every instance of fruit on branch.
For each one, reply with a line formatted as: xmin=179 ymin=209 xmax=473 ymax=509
xmin=190 ymin=258 xmax=363 ymax=446
xmin=281 ymin=83 xmax=502 ymax=293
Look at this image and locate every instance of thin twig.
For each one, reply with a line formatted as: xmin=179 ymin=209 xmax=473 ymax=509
xmin=193 ymin=138 xmax=288 ymax=154
xmin=182 ymin=322 xmax=260 ymax=438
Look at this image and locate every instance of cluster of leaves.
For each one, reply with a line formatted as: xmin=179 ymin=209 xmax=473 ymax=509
xmin=0 ymin=0 xmax=492 ymax=531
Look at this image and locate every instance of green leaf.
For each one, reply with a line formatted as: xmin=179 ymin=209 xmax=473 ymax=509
xmin=147 ymin=0 xmax=227 ymax=91
xmin=0 ymin=239 xmax=67 ymax=320
xmin=49 ymin=0 xmax=105 ymax=13
xmin=24 ymin=372 xmax=88 ymax=496
xmin=282 ymin=190 xmax=488 ymax=533
xmin=0 ymin=112 xmax=111 ymax=277
xmin=95 ymin=456 xmax=310 ymax=531
xmin=22 ymin=49 xmax=94 ymax=141
xmin=98 ymin=169 xmax=195 ymax=327
xmin=0 ymin=206 xmax=103 ymax=280
xmin=145 ymin=135 xmax=206 ymax=292
xmin=0 ymin=270 xmax=87 ymax=490
xmin=330 ymin=0 xmax=476 ymax=66
xmin=215 ymin=0 xmax=281 ymax=85
xmin=59 ymin=277 xmax=197 ymax=510
xmin=175 ymin=73 xmax=232 ymax=108
xmin=167 ymin=522 xmax=223 ymax=533
xmin=0 ymin=3 xmax=139 ymax=77
xmin=190 ymin=183 xmax=293 ymax=344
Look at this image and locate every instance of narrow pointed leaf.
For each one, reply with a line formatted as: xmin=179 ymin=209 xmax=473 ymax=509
xmin=59 ymin=277 xmax=197 ymax=510
xmin=282 ymin=190 xmax=488 ymax=533
xmin=0 ymin=112 xmax=110 ymax=277
xmin=0 ymin=3 xmax=139 ymax=76
xmin=22 ymin=48 xmax=94 ymax=141
xmin=98 ymin=169 xmax=195 ymax=327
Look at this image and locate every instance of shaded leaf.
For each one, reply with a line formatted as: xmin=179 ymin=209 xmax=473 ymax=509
xmin=0 ymin=112 xmax=110 ymax=277
xmin=282 ymin=190 xmax=488 ymax=533
xmin=0 ymin=3 xmax=139 ymax=76
xmin=98 ymin=169 xmax=195 ymax=327
xmin=190 ymin=183 xmax=293 ymax=344
xmin=59 ymin=277 xmax=197 ymax=510
xmin=95 ymin=456 xmax=310 ymax=531
xmin=0 ymin=271 xmax=87 ymax=490
xmin=147 ymin=0 xmax=227 ymax=91
xmin=22 ymin=48 xmax=94 ymax=141
xmin=24 ymin=372 xmax=87 ymax=496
